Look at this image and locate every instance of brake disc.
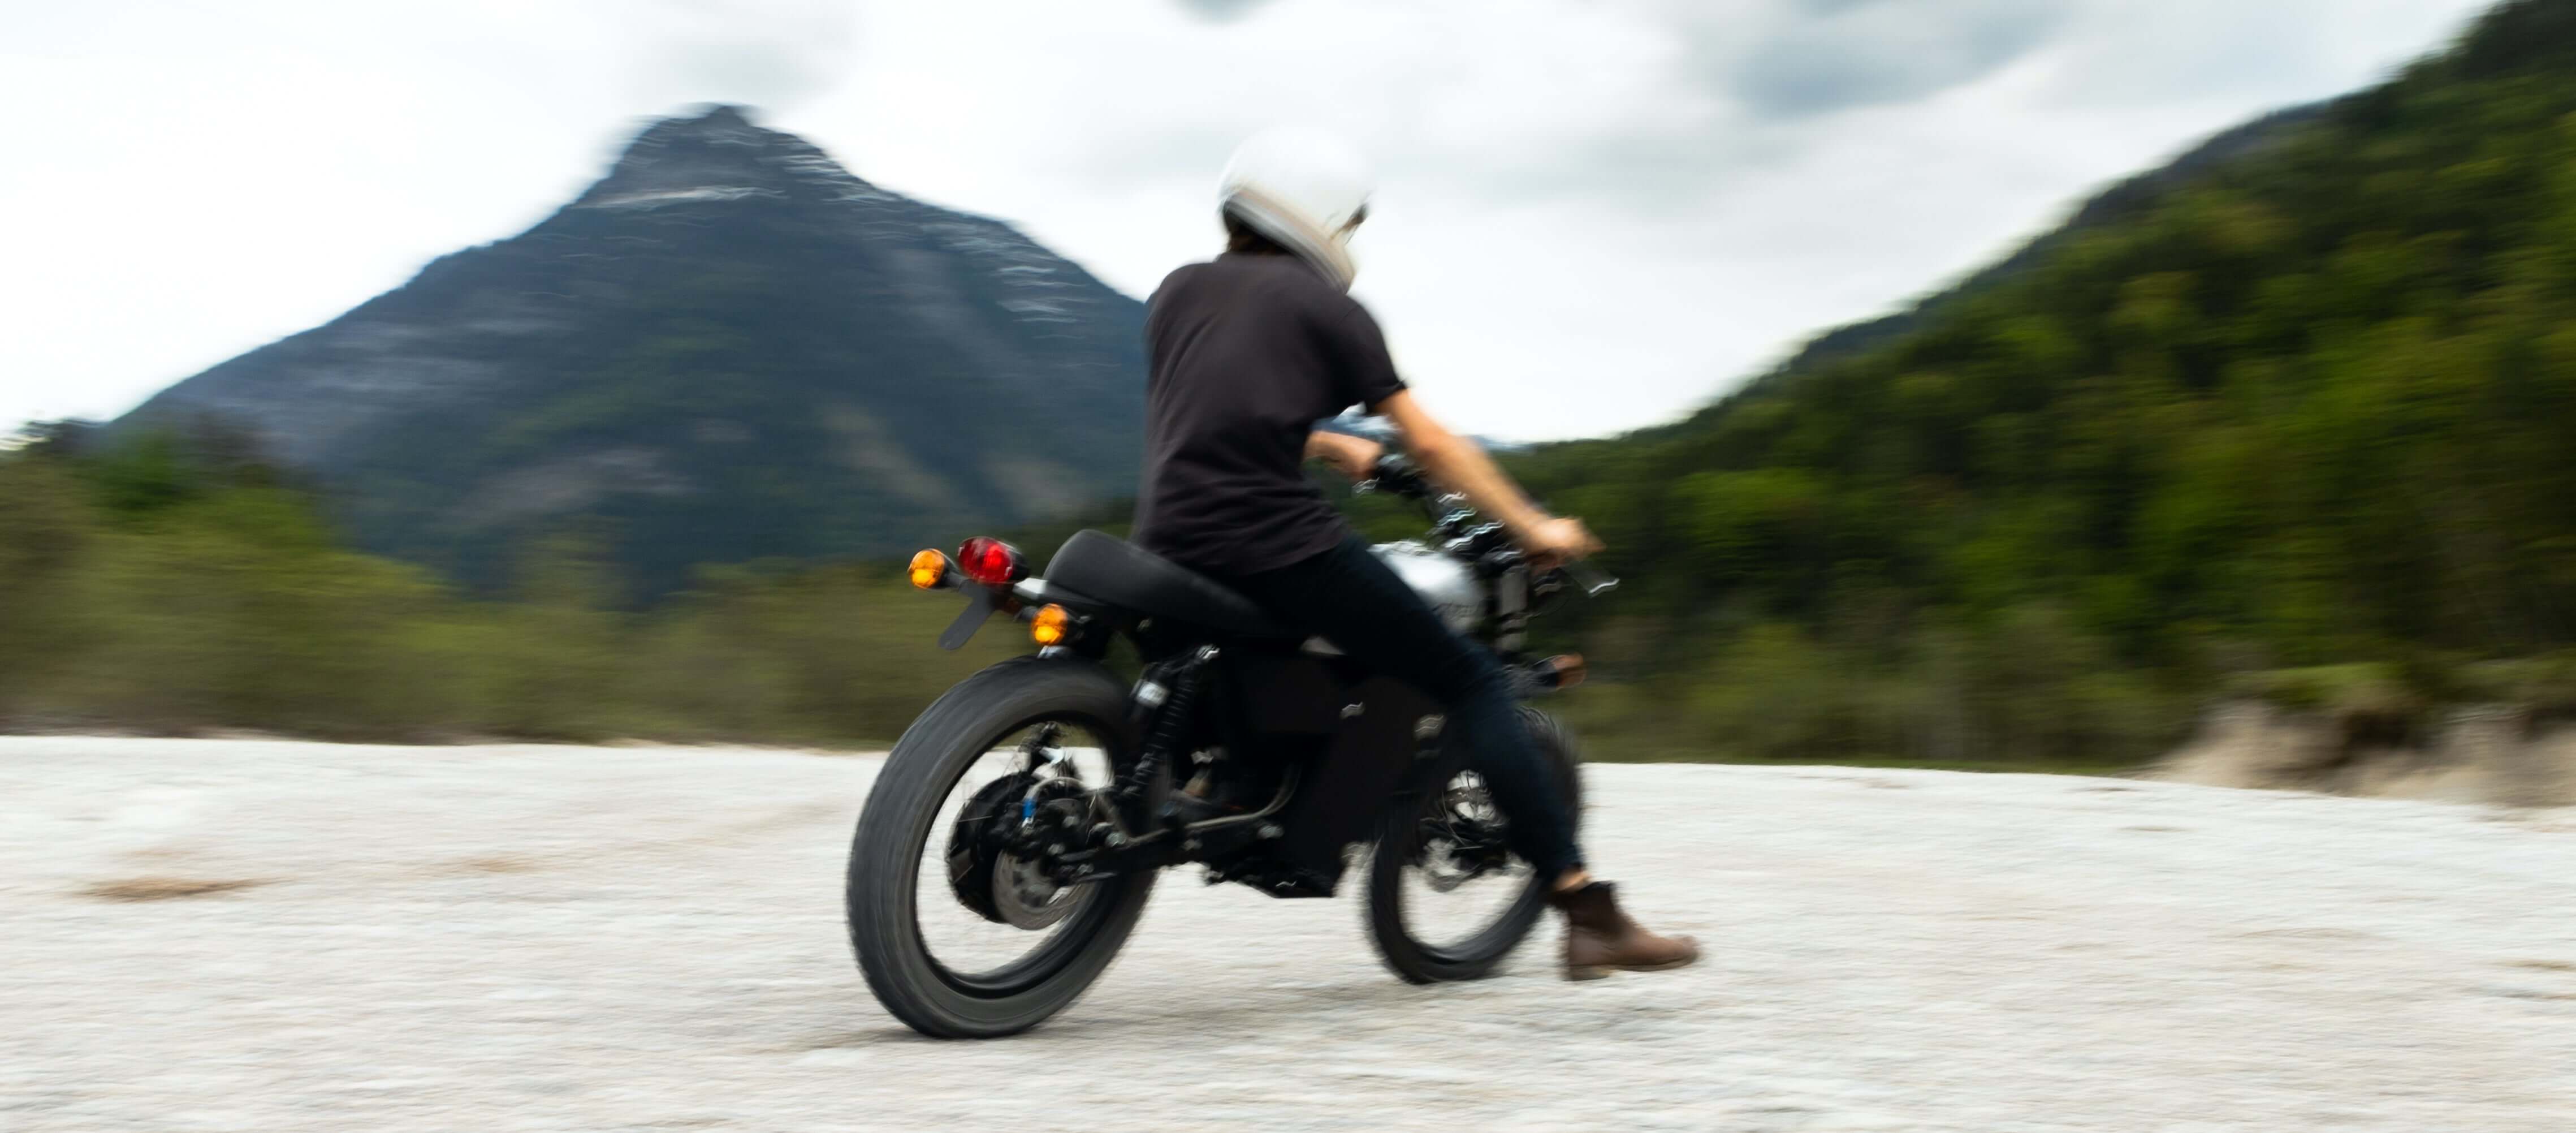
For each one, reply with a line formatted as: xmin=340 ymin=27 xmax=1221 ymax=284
xmin=945 ymin=772 xmax=1088 ymax=926
xmin=990 ymin=849 xmax=1081 ymax=929
xmin=945 ymin=772 xmax=1038 ymax=924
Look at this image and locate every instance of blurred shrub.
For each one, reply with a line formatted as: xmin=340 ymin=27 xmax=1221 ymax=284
xmin=1559 ymin=611 xmax=2185 ymax=770
xmin=0 ymin=433 xmax=1021 ymax=746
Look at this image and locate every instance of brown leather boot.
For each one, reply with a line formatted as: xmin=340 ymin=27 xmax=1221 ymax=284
xmin=1548 ymin=881 xmax=1700 ymax=981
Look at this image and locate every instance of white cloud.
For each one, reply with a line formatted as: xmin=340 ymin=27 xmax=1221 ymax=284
xmin=0 ymin=0 xmax=2497 ymax=442
xmin=615 ymin=0 xmax=860 ymax=113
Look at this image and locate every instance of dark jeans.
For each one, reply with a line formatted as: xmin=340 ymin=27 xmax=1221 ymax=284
xmin=1213 ymin=535 xmax=1585 ymax=879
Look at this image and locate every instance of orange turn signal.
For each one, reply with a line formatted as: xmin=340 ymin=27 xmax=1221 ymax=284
xmin=1543 ymin=653 xmax=1587 ymax=688
xmin=907 ymin=549 xmax=949 ymax=590
xmin=1030 ymin=604 xmax=1071 ymax=647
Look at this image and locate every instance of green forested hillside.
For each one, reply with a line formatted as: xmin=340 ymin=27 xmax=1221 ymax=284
xmin=1500 ymin=0 xmax=2576 ymax=763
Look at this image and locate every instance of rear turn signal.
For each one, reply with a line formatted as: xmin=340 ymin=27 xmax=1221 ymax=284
xmin=907 ymin=549 xmax=949 ymax=590
xmin=1030 ymin=604 xmax=1072 ymax=647
xmin=1540 ymin=654 xmax=1587 ymax=689
xmin=957 ymin=537 xmax=1027 ymax=587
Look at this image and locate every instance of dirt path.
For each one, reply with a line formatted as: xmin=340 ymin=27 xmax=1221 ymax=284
xmin=5 ymin=737 xmax=2574 ymax=1131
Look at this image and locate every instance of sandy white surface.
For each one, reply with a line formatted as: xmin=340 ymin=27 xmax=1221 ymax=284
xmin=4 ymin=736 xmax=2574 ymax=1132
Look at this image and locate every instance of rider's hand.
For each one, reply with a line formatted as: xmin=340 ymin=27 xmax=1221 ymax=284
xmin=1519 ymin=516 xmax=1602 ymax=568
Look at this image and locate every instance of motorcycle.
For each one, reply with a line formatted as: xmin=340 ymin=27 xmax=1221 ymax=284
xmin=844 ymin=454 xmax=1617 ymax=1038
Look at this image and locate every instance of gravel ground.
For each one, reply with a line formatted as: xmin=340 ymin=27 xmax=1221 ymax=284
xmin=5 ymin=737 xmax=2575 ymax=1132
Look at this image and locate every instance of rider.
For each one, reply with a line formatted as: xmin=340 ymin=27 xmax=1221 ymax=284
xmin=1132 ymin=127 xmax=1699 ymax=981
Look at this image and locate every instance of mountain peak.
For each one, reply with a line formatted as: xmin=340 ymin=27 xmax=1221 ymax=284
xmin=673 ymin=102 xmax=755 ymax=128
xmin=620 ymin=103 xmax=778 ymax=154
xmin=578 ymin=103 xmax=874 ymax=209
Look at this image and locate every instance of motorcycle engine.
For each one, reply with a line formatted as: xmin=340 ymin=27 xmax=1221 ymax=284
xmin=1371 ymin=541 xmax=1486 ymax=635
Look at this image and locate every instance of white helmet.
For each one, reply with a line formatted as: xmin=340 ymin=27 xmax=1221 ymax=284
xmin=1218 ymin=126 xmax=1374 ymax=291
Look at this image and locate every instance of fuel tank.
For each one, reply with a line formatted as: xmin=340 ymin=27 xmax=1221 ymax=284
xmin=1370 ymin=540 xmax=1484 ymax=635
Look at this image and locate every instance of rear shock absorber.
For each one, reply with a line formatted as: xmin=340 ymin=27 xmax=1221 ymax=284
xmin=1117 ymin=645 xmax=1218 ymax=835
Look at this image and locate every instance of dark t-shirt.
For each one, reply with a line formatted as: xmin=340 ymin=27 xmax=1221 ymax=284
xmin=1133 ymin=252 xmax=1407 ymax=574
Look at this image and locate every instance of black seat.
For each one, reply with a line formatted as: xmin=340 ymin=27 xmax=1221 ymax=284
xmin=1043 ymin=530 xmax=1294 ymax=640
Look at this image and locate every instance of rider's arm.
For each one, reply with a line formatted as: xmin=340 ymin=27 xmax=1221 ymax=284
xmin=1305 ymin=429 xmax=1384 ymax=483
xmin=1371 ymin=390 xmax=1601 ymax=564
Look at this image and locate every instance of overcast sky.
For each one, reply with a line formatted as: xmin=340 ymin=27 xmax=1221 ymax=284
xmin=2 ymin=0 xmax=2494 ymax=441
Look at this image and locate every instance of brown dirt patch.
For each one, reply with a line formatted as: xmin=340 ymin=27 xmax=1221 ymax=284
xmin=81 ymin=877 xmax=269 ymax=902
xmin=450 ymin=855 xmax=544 ymax=874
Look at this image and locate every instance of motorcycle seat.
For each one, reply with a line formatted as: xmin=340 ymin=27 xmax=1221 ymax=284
xmin=1042 ymin=529 xmax=1296 ymax=640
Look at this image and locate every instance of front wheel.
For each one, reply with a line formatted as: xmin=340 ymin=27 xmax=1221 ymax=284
xmin=846 ymin=657 xmax=1157 ymax=1038
xmin=1364 ymin=706 xmax=1584 ymax=984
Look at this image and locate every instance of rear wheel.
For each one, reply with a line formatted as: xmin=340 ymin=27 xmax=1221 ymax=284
xmin=846 ymin=657 xmax=1156 ymax=1038
xmin=1364 ymin=707 xmax=1583 ymax=984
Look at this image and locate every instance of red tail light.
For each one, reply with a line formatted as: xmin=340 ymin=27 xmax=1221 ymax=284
xmin=956 ymin=537 xmax=1026 ymax=587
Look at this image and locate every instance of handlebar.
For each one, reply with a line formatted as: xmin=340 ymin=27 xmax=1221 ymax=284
xmin=1356 ymin=452 xmax=1436 ymax=501
xmin=1362 ymin=453 xmax=1620 ymax=598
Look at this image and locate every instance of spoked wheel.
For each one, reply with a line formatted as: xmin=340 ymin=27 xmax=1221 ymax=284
xmin=847 ymin=658 xmax=1156 ymax=1038
xmin=1365 ymin=707 xmax=1583 ymax=984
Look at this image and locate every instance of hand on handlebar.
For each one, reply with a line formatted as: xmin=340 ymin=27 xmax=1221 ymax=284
xmin=1519 ymin=516 xmax=1602 ymax=570
xmin=1361 ymin=450 xmax=1430 ymax=496
xmin=1311 ymin=431 xmax=1388 ymax=484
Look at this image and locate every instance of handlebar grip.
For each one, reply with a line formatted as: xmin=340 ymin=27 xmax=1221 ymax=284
xmin=1358 ymin=452 xmax=1433 ymax=501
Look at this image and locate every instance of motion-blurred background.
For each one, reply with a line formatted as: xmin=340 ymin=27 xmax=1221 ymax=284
xmin=5 ymin=0 xmax=2571 ymax=800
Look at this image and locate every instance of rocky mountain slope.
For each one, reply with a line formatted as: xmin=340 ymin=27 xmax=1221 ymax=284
xmin=122 ymin=106 xmax=1147 ymax=591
